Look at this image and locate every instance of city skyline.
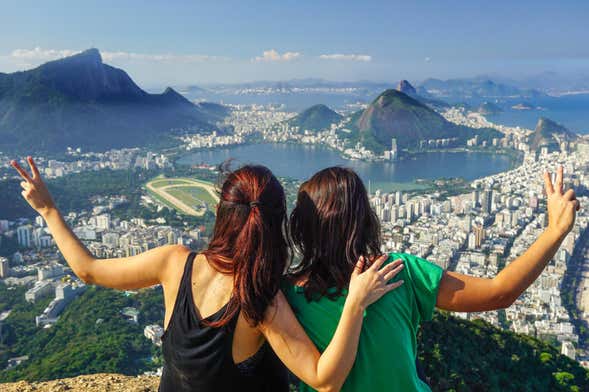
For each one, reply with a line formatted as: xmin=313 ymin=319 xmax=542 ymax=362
xmin=1 ymin=1 xmax=588 ymax=87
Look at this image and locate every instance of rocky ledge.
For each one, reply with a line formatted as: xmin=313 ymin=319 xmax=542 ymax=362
xmin=0 ymin=373 xmax=160 ymax=392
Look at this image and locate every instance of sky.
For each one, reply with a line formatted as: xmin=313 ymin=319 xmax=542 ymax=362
xmin=0 ymin=0 xmax=588 ymax=88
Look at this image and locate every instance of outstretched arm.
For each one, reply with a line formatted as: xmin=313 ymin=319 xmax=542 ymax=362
xmin=437 ymin=166 xmax=579 ymax=312
xmin=11 ymin=157 xmax=179 ymax=290
xmin=260 ymin=256 xmax=404 ymax=392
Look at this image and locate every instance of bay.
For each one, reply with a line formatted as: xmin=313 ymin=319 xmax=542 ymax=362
xmin=487 ymin=94 xmax=589 ymax=134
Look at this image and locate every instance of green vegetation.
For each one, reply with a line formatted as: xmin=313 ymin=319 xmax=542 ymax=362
xmin=0 ymin=284 xmax=52 ymax=373
xmin=166 ymin=187 xmax=216 ymax=208
xmin=0 ymin=168 xmax=157 ymax=220
xmin=286 ymin=104 xmax=342 ymax=133
xmin=419 ymin=312 xmax=589 ymax=391
xmin=0 ymin=286 xmax=163 ymax=382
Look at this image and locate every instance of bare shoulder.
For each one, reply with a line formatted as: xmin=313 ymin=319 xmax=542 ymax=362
xmin=159 ymin=245 xmax=192 ymax=284
xmin=170 ymin=244 xmax=192 ymax=259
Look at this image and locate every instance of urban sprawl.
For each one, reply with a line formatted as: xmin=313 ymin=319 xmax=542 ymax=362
xmin=1 ymin=104 xmax=589 ymax=374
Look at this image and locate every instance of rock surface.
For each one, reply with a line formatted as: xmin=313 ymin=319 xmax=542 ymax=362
xmin=0 ymin=373 xmax=160 ymax=392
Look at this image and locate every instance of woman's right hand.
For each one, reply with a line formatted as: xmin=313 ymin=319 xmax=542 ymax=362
xmin=544 ymin=165 xmax=580 ymax=238
xmin=347 ymin=255 xmax=404 ymax=310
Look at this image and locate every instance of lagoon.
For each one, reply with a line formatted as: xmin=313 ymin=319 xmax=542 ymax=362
xmin=178 ymin=144 xmax=514 ymax=190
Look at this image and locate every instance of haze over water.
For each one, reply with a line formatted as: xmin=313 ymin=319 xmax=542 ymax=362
xmin=178 ymin=143 xmax=513 ymax=188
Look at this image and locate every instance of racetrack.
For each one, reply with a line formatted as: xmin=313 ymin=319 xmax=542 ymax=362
xmin=145 ymin=177 xmax=219 ymax=216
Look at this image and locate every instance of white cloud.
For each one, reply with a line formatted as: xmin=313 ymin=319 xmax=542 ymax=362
xmin=318 ymin=54 xmax=372 ymax=62
xmin=9 ymin=47 xmax=224 ymax=63
xmin=101 ymin=51 xmax=223 ymax=63
xmin=253 ymin=49 xmax=302 ymax=62
xmin=11 ymin=47 xmax=80 ymax=60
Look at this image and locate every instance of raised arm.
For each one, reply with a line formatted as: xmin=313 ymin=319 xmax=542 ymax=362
xmin=437 ymin=166 xmax=579 ymax=312
xmin=259 ymin=255 xmax=404 ymax=392
xmin=11 ymin=157 xmax=179 ymax=290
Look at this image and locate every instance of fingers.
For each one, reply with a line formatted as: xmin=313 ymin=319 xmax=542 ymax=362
xmin=20 ymin=181 xmax=30 ymax=190
xmin=543 ymin=171 xmax=554 ymax=196
xmin=351 ymin=256 xmax=365 ymax=277
xmin=382 ymin=260 xmax=404 ymax=281
xmin=27 ymin=156 xmax=40 ymax=179
xmin=10 ymin=160 xmax=33 ymax=183
xmin=368 ymin=254 xmax=389 ymax=271
xmin=563 ymin=189 xmax=576 ymax=201
xmin=385 ymin=279 xmax=404 ymax=293
xmin=571 ymin=199 xmax=580 ymax=211
xmin=555 ymin=165 xmax=563 ymax=194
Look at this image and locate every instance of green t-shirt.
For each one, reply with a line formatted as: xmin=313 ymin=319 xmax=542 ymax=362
xmin=283 ymin=252 xmax=444 ymax=392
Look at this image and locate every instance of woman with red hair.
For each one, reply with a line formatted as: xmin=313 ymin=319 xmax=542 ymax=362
xmin=11 ymin=158 xmax=405 ymax=392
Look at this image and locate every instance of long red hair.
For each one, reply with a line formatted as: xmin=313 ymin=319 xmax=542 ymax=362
xmin=202 ymin=164 xmax=288 ymax=327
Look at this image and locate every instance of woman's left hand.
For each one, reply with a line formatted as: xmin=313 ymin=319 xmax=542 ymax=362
xmin=347 ymin=255 xmax=404 ymax=311
xmin=11 ymin=156 xmax=56 ymax=217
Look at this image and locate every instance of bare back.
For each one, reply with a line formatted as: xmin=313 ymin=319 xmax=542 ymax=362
xmin=162 ymin=251 xmax=264 ymax=364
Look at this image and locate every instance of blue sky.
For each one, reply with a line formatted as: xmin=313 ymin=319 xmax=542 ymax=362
xmin=1 ymin=0 xmax=588 ymax=87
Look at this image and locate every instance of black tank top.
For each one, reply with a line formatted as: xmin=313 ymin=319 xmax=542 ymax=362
xmin=159 ymin=252 xmax=288 ymax=392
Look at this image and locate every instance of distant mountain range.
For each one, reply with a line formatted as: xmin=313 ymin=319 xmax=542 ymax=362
xmin=529 ymin=117 xmax=578 ymax=152
xmin=417 ymin=77 xmax=544 ymax=104
xmin=286 ymin=104 xmax=342 ymax=132
xmin=0 ymin=49 xmax=228 ymax=153
xmin=178 ymin=76 xmax=553 ymax=111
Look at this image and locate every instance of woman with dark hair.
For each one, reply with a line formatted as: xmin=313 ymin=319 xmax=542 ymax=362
xmin=285 ymin=166 xmax=580 ymax=391
xmin=11 ymin=158 xmax=405 ymax=392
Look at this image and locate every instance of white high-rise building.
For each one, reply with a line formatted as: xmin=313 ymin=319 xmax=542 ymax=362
xmin=96 ymin=214 xmax=111 ymax=230
xmin=37 ymin=264 xmax=65 ymax=281
xmin=35 ymin=215 xmax=45 ymax=227
xmin=0 ymin=257 xmax=10 ymax=278
xmin=16 ymin=225 xmax=32 ymax=248
xmin=561 ymin=341 xmax=576 ymax=360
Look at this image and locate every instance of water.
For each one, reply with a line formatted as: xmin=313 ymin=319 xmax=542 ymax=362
xmin=178 ymin=143 xmax=513 ymax=188
xmin=487 ymin=94 xmax=589 ymax=133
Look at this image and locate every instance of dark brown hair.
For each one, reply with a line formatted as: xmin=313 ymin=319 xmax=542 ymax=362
xmin=289 ymin=167 xmax=381 ymax=301
xmin=202 ymin=164 xmax=288 ymax=327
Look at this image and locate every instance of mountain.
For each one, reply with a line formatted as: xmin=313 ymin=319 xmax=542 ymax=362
xmin=353 ymin=89 xmax=501 ymax=151
xmin=0 ymin=49 xmax=227 ymax=153
xmin=477 ymin=101 xmax=503 ymax=115
xmin=417 ymin=77 xmax=544 ymax=105
xmin=529 ymin=117 xmax=578 ymax=152
xmin=396 ymin=80 xmax=417 ymax=96
xmin=179 ymin=79 xmax=393 ymax=111
xmin=286 ymin=104 xmax=342 ymax=132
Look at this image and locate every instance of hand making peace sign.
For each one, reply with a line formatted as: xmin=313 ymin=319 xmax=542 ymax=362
xmin=10 ymin=156 xmax=56 ymax=217
xmin=543 ymin=165 xmax=580 ymax=238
